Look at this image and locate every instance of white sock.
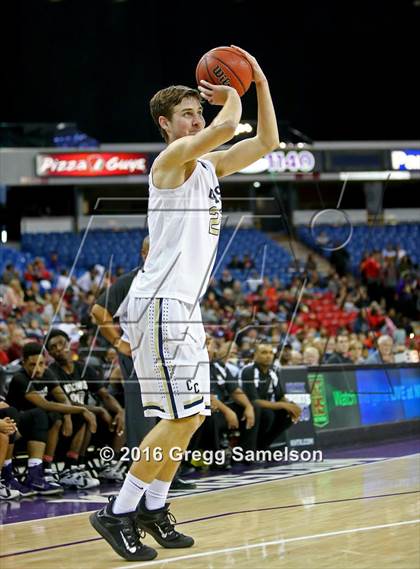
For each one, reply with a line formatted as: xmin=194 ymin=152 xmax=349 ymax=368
xmin=4 ymin=459 xmax=12 ymax=467
xmin=145 ymin=479 xmax=171 ymax=511
xmin=112 ymin=472 xmax=150 ymax=515
xmin=28 ymin=458 xmax=42 ymax=468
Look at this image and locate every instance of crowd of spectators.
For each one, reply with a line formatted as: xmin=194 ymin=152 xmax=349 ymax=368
xmin=0 ymin=237 xmax=419 ymax=500
xmin=0 ymin=243 xmax=419 ymax=372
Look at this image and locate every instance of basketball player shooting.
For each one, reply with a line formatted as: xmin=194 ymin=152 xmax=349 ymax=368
xmin=90 ymin=45 xmax=280 ymax=562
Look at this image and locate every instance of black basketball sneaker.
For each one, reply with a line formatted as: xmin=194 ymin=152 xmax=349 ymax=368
xmin=89 ymin=496 xmax=157 ymax=561
xmin=136 ymin=495 xmax=194 ymax=548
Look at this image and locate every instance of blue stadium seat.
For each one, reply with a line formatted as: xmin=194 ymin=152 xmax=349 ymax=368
xmin=15 ymin=228 xmax=295 ymax=286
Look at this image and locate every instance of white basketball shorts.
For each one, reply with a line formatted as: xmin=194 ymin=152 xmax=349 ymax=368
xmin=126 ymin=297 xmax=211 ymax=420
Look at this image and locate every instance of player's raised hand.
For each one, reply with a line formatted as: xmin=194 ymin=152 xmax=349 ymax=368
xmin=229 ymin=45 xmax=266 ymax=84
xmin=198 ymin=80 xmax=238 ymax=106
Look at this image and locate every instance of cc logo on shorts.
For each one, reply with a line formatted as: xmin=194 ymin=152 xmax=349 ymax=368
xmin=186 ymin=380 xmax=200 ymax=393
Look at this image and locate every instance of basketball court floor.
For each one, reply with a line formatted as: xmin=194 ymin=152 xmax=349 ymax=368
xmin=1 ymin=440 xmax=419 ymax=568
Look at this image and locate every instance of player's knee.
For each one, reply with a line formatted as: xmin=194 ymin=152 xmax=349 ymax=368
xmin=172 ymin=414 xmax=202 ymax=434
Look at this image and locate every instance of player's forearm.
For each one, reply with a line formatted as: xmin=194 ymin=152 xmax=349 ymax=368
xmin=212 ymin=89 xmax=242 ymax=130
xmin=32 ymin=398 xmax=84 ymax=415
xmin=100 ymin=392 xmax=123 ymax=415
xmin=232 ymin=389 xmax=252 ymax=409
xmin=255 ymin=79 xmax=280 ymax=151
xmin=254 ymin=398 xmax=278 ymax=410
xmin=212 ymin=397 xmax=228 ymax=414
xmin=91 ymin=304 xmax=121 ymax=345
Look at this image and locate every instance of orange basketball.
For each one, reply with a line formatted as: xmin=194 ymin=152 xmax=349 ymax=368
xmin=196 ymin=46 xmax=253 ymax=97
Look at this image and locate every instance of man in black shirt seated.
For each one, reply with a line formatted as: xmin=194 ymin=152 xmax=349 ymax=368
xmin=240 ymin=344 xmax=302 ymax=451
xmin=45 ymin=329 xmax=125 ymax=485
xmin=193 ymin=338 xmax=258 ymax=466
xmin=4 ymin=342 xmax=91 ymax=495
xmin=7 ymin=342 xmax=96 ymax=493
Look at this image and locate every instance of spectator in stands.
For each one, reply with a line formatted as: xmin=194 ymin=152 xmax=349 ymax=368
xmin=303 ymin=346 xmax=320 ymax=365
xmin=382 ymin=256 xmax=398 ymax=309
xmin=231 ymin=280 xmax=245 ymax=304
xmin=288 ymin=259 xmax=302 ymax=275
xmin=6 ymin=327 xmax=27 ymax=362
xmin=398 ymin=282 xmax=418 ymax=319
xmin=366 ymin=335 xmax=395 ymax=364
xmin=42 ymin=290 xmax=67 ymax=324
xmin=56 ymin=311 xmax=81 ymax=345
xmin=275 ymin=342 xmax=293 ymax=366
xmin=360 ymin=250 xmax=382 ymax=301
xmin=79 ymin=291 xmax=97 ymax=325
xmin=312 ymin=337 xmax=327 ymax=360
xmin=24 ymin=263 xmax=36 ymax=282
xmin=354 ymin=286 xmax=370 ymax=309
xmin=289 ymin=350 xmax=303 ymax=365
xmin=393 ymin=328 xmax=407 ymax=352
xmin=24 ymin=281 xmax=45 ymax=305
xmin=330 ymin=246 xmax=350 ymax=277
xmin=77 ymin=266 xmax=101 ymax=294
xmin=240 ymin=344 xmax=301 ymax=451
xmin=395 ymin=244 xmax=407 ymax=261
xmin=56 ymin=269 xmax=71 ymax=291
xmin=242 ymin=253 xmax=255 ymax=270
xmin=228 ymin=256 xmax=244 ymax=270
xmin=32 ymin=258 xmax=53 ymax=283
xmin=304 ymin=253 xmax=317 ymax=272
xmin=0 ymin=337 xmax=10 ymax=365
xmin=348 ymin=340 xmax=364 ymax=364
xmin=366 ymin=302 xmax=386 ymax=331
xmin=219 ymin=341 xmax=241 ymax=379
xmin=327 ymin=271 xmax=341 ymax=296
xmin=382 ymin=243 xmax=397 ymax=260
xmin=1 ymin=263 xmax=20 ymax=285
xmin=237 ymin=327 xmax=258 ymax=349
xmin=3 ymin=280 xmax=25 ymax=313
xmin=353 ymin=307 xmax=370 ymax=334
xmin=20 ymin=299 xmax=44 ymax=328
xmin=220 ymin=269 xmax=234 ymax=291
xmin=47 ymin=251 xmax=60 ymax=272
xmin=24 ymin=319 xmax=44 ymax=341
xmin=326 ymin=334 xmax=352 ymax=364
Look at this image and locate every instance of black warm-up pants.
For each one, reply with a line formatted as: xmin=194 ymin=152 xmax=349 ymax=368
xmin=257 ymin=408 xmax=294 ymax=450
xmin=0 ymin=406 xmax=56 ymax=444
xmin=192 ymin=402 xmax=261 ymax=455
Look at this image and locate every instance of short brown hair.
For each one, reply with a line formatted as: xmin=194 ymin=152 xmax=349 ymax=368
xmin=150 ymin=85 xmax=201 ymax=141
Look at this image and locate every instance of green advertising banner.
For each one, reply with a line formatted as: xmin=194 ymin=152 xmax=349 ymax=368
xmin=308 ymin=370 xmax=361 ymax=430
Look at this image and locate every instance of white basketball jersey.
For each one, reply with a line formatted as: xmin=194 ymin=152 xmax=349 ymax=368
xmin=130 ymin=158 xmax=222 ymax=304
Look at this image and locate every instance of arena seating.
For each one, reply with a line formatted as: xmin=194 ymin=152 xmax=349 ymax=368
xmin=300 ymin=292 xmax=358 ymax=335
xmin=16 ymin=228 xmax=295 ymax=286
xmin=0 ymin=248 xmax=32 ymax=278
xmin=297 ymin=223 xmax=419 ymax=271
